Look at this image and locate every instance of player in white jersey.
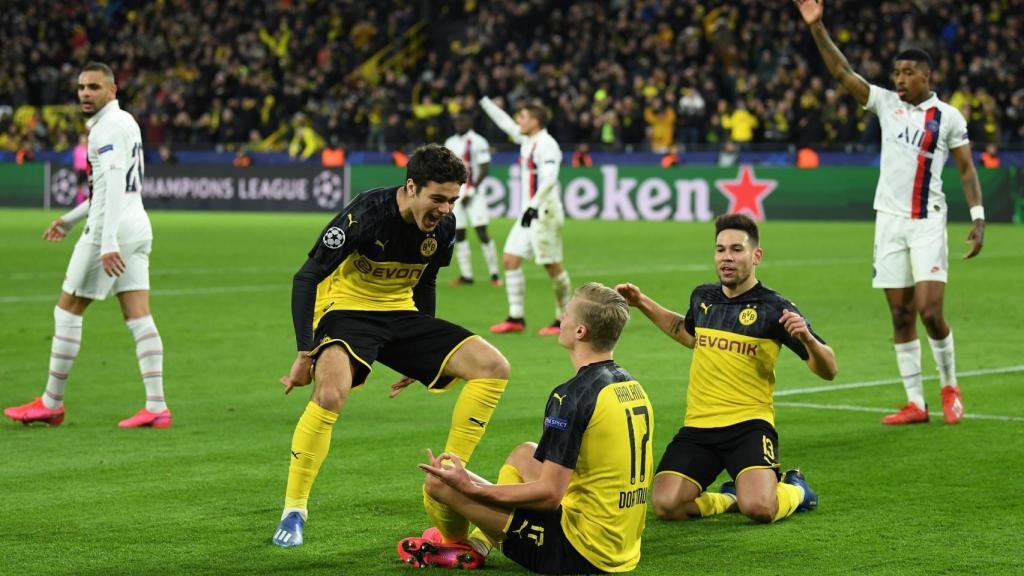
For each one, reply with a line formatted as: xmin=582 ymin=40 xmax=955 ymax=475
xmin=797 ymin=0 xmax=984 ymax=425
xmin=479 ymin=97 xmax=572 ymax=336
xmin=3 ymin=62 xmax=170 ymax=429
xmin=444 ymin=113 xmax=502 ymax=287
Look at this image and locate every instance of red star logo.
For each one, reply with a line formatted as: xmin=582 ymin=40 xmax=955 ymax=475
xmin=714 ymin=165 xmax=777 ymax=221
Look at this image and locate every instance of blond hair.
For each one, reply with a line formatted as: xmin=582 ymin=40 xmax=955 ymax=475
xmin=572 ymin=282 xmax=629 ymax=352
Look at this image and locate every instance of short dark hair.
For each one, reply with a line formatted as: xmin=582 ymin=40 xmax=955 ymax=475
xmin=80 ymin=61 xmax=115 ymax=83
xmin=523 ymin=103 xmax=548 ymax=128
xmin=715 ymin=213 xmax=760 ymax=246
xmin=894 ymin=49 xmax=933 ymax=70
xmin=406 ymin=143 xmax=467 ymax=189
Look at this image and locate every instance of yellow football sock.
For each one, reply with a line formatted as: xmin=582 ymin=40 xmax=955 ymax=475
xmin=283 ymin=401 xmax=338 ymax=511
xmin=773 ymin=482 xmax=803 ymax=522
xmin=424 ymin=485 xmax=469 ymax=542
xmin=694 ymin=491 xmax=735 ymax=518
xmin=444 ymin=378 xmax=507 ymax=462
xmin=467 ymin=463 xmax=523 ymax=551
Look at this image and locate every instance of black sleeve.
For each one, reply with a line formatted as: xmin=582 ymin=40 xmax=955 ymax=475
xmin=412 ymin=260 xmax=439 ymax=317
xmin=683 ymin=287 xmax=700 ymax=336
xmin=771 ymin=299 xmax=826 ymax=361
xmin=533 ymin=387 xmax=596 ymax=470
xmin=291 ymin=211 xmax=364 ymax=350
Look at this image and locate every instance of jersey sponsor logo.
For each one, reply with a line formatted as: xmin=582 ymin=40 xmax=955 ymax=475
xmin=323 ymin=227 xmax=345 ymax=249
xmin=347 ymin=213 xmax=358 ymax=226
xmin=699 ymin=302 xmax=711 ymax=314
xmin=552 ymin=392 xmax=567 ymax=405
xmin=543 ymin=416 xmax=569 ymax=430
xmin=98 ymin=144 xmax=114 ymax=154
xmin=351 ymin=256 xmax=425 ymax=281
xmin=618 ymin=487 xmax=649 ymax=509
xmin=695 ymin=333 xmax=758 ymax=356
xmin=375 ymin=239 xmax=389 ymax=250
xmin=739 ymin=307 xmax=758 ymax=326
xmin=420 ymin=237 xmax=438 ymax=257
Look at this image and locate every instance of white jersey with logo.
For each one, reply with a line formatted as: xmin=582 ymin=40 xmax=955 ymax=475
xmin=865 ymin=85 xmax=969 ymax=220
xmin=444 ymin=130 xmax=491 ymax=196
xmin=479 ymin=97 xmax=563 ymax=213
xmin=78 ymin=99 xmax=152 ymax=254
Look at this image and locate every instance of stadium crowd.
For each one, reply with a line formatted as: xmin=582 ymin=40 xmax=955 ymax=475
xmin=1 ymin=0 xmax=1022 ymax=158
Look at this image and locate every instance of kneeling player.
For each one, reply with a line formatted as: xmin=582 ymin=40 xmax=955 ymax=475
xmin=616 ymin=214 xmax=837 ymax=524
xmin=399 ymin=283 xmax=653 ymax=574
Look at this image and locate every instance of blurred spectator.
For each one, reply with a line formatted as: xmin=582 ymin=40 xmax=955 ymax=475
xmin=980 ymin=143 xmax=1000 ymax=168
xmin=159 ymin=144 xmax=178 ymax=165
xmin=644 ymin=98 xmax=676 ymax=154
xmin=718 ymin=140 xmax=739 ymax=167
xmin=572 ymin=143 xmax=593 ymax=167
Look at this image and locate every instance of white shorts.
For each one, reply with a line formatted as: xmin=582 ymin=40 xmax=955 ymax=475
xmin=63 ymin=240 xmax=152 ymax=300
xmin=503 ymin=203 xmax=564 ymax=265
xmin=872 ymin=211 xmax=947 ymax=289
xmin=453 ymin=190 xmax=490 ymax=230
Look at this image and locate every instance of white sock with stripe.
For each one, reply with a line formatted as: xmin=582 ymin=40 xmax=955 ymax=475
xmin=928 ymin=330 xmax=958 ymax=388
xmin=895 ymin=339 xmax=925 ymax=410
xmin=482 ymin=240 xmax=500 ymax=277
xmin=455 ymin=240 xmax=473 ymax=280
xmin=552 ymin=270 xmax=572 ymax=318
xmin=126 ymin=315 xmax=166 ymax=412
xmin=42 ymin=306 xmax=83 ymax=410
xmin=505 ymin=268 xmax=525 ymax=319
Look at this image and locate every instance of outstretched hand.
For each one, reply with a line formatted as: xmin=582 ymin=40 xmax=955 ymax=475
xmin=615 ymin=283 xmax=643 ymax=307
xmin=417 ymin=449 xmax=474 ymax=493
xmin=963 ymin=220 xmax=985 ymax=259
xmin=389 ymin=375 xmax=416 ymax=398
xmin=793 ymin=0 xmax=823 ymax=25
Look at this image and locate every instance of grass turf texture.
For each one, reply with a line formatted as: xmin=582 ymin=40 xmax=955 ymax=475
xmin=2 ymin=208 xmax=1022 ymax=575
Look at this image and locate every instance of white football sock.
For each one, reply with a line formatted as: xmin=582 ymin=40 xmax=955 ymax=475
xmin=455 ymin=240 xmax=473 ymax=280
xmin=895 ymin=340 xmax=925 ymax=410
xmin=505 ymin=268 xmax=525 ymax=319
xmin=127 ymin=315 xmax=166 ymax=412
xmin=43 ymin=306 xmax=83 ymax=410
xmin=482 ymin=240 xmax=500 ymax=278
xmin=928 ymin=330 xmax=958 ymax=388
xmin=552 ymin=270 xmax=572 ymax=319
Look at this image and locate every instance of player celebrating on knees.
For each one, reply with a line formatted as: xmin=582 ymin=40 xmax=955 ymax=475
xmin=4 ymin=62 xmax=169 ymax=429
xmin=479 ymin=97 xmax=572 ymax=336
xmin=796 ymin=0 xmax=984 ymax=424
xmin=272 ymin=144 xmax=511 ymax=548
xmin=444 ymin=112 xmax=502 ymax=287
xmin=616 ymin=214 xmax=837 ymax=525
xmin=399 ymin=283 xmax=652 ymax=573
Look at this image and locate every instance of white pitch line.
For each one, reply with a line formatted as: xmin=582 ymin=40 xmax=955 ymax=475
xmin=776 ymin=401 xmax=1024 ymax=423
xmin=0 ymin=284 xmax=286 ymax=304
xmin=776 ymin=365 xmax=1024 ymax=397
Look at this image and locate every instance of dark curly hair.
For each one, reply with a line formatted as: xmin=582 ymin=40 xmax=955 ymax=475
xmin=406 ymin=144 xmax=467 ymax=190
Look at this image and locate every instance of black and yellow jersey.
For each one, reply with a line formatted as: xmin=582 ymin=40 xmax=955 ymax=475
xmin=534 ymin=360 xmax=653 ymax=573
xmin=682 ymin=282 xmax=825 ymax=428
xmin=291 ymin=187 xmax=455 ymax=350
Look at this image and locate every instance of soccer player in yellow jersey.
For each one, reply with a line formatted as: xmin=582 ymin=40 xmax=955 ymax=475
xmin=399 ymin=283 xmax=653 ymax=573
xmin=616 ymin=214 xmax=837 ymax=525
xmin=271 ymin=144 xmax=511 ymax=548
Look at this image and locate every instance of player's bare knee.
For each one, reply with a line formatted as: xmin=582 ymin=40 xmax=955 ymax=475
xmin=919 ymin=306 xmax=945 ymax=331
xmin=479 ymin=347 xmax=511 ymax=380
xmin=651 ymin=495 xmax=688 ymax=521
xmin=738 ymin=499 xmax=776 ymax=524
xmin=506 ymin=442 xmax=538 ymax=467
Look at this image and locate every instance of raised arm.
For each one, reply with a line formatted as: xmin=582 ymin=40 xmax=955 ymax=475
xmin=950 ymin=144 xmax=985 ymax=258
xmin=479 ymin=96 xmax=525 ymax=143
xmin=795 ymin=0 xmax=870 ymax=106
xmin=615 ymin=283 xmax=695 ymax=348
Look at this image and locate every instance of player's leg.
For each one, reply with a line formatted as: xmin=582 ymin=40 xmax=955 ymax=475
xmin=874 ymin=213 xmax=929 ymax=423
xmin=473 ymin=225 xmax=502 ymax=285
xmin=273 ymin=344 xmax=355 ymax=547
xmin=465 ymin=441 xmax=541 ymax=555
xmin=531 ymin=204 xmax=570 ymax=335
xmin=726 ymin=420 xmax=812 ymax=523
xmin=650 ymin=428 xmax=727 ymax=520
xmin=910 ymin=216 xmax=962 ymax=423
xmin=491 ymin=222 xmax=530 ymax=332
xmin=115 ymin=289 xmax=171 ymax=427
xmin=449 ymin=203 xmax=474 ymax=286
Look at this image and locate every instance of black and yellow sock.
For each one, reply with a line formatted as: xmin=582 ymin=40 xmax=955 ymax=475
xmin=773 ymin=482 xmax=803 ymax=522
xmin=284 ymin=401 xmax=338 ymax=513
xmin=424 ymin=485 xmax=469 ymax=542
xmin=444 ymin=378 xmax=507 ymax=462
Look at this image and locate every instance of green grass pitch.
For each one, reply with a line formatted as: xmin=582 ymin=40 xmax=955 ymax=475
xmin=2 ymin=208 xmax=1022 ymax=575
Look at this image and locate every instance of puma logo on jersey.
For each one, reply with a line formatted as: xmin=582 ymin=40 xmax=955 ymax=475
xmin=700 ymin=302 xmax=711 ymax=314
xmin=553 ymin=393 xmax=567 ymax=405
xmin=347 ymin=213 xmax=358 ymax=226
xmin=375 ymin=239 xmax=388 ymax=250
